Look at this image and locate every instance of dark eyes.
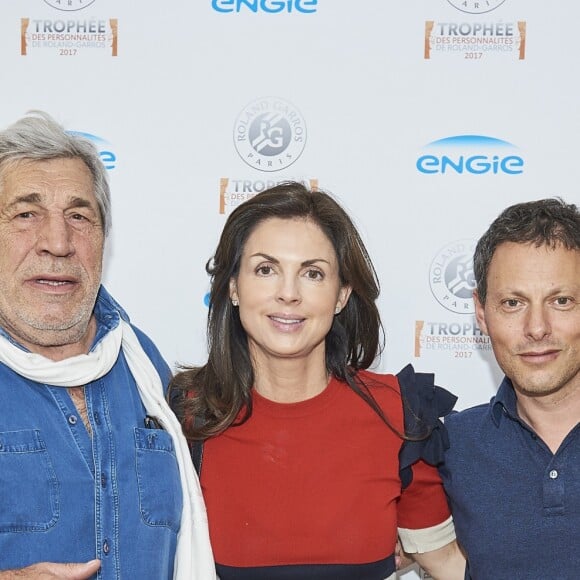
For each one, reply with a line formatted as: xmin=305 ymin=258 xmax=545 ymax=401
xmin=554 ymin=297 xmax=574 ymax=307
xmin=501 ymin=296 xmax=575 ymax=310
xmin=305 ymin=269 xmax=324 ymax=281
xmin=14 ymin=211 xmax=91 ymax=222
xmin=254 ymin=264 xmax=325 ymax=280
xmin=256 ymin=265 xmax=274 ymax=276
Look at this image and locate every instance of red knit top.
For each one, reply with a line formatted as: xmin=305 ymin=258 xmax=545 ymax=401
xmin=200 ymin=369 xmax=452 ymax=578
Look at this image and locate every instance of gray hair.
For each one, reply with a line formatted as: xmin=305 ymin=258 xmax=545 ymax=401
xmin=474 ymin=197 xmax=580 ymax=303
xmin=0 ymin=111 xmax=111 ymax=236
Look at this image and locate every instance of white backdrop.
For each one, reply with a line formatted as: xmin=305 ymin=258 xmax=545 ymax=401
xmin=2 ymin=1 xmax=579 ymax=578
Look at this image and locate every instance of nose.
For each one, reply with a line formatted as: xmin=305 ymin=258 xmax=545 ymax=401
xmin=523 ymin=303 xmax=551 ymax=341
xmin=35 ymin=214 xmax=74 ymax=257
xmin=276 ymin=274 xmax=302 ymax=305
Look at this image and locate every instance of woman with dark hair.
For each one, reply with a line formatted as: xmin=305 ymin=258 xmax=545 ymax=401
xmin=171 ymin=182 xmax=465 ymax=579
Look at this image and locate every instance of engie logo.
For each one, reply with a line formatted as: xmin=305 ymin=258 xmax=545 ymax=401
xmin=68 ymin=131 xmax=116 ymax=170
xmin=212 ymin=0 xmax=317 ymax=13
xmin=417 ymin=135 xmax=524 ymax=175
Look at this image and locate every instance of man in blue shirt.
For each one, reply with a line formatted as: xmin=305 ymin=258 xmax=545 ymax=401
xmin=0 ymin=112 xmax=214 ymax=579
xmin=440 ymin=198 xmax=580 ymax=579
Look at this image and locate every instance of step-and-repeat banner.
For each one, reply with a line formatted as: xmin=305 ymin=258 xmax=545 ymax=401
xmin=2 ymin=1 xmax=578 ymax=577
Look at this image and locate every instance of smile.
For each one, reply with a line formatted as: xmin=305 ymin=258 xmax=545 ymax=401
xmin=269 ymin=316 xmax=304 ymax=325
xmin=37 ymin=279 xmax=72 ymax=286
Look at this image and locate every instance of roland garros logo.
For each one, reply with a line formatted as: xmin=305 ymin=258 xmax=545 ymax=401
xmin=43 ymin=0 xmax=97 ymax=11
xmin=233 ymin=97 xmax=307 ymax=172
xmin=446 ymin=0 xmax=506 ymax=14
xmin=429 ymin=239 xmax=477 ymax=314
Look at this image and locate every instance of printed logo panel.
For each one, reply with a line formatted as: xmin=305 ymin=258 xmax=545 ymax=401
xmin=446 ymin=0 xmax=506 ymax=14
xmin=234 ymin=97 xmax=307 ymax=172
xmin=417 ymin=135 xmax=524 ymax=175
xmin=212 ymin=0 xmax=318 ymax=13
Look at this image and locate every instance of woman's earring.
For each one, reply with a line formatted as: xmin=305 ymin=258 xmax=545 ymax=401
xmin=335 ymin=306 xmax=341 ymax=314
xmin=232 ymin=300 xmax=239 ymax=307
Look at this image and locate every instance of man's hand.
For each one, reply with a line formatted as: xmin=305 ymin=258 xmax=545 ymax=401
xmin=0 ymin=559 xmax=101 ymax=579
xmin=395 ymin=539 xmax=414 ymax=571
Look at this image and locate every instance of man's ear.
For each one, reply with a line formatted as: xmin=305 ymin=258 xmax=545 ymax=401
xmin=473 ymin=290 xmax=489 ymax=336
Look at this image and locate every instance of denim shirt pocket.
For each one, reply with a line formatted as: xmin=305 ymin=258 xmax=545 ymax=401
xmin=134 ymin=427 xmax=182 ymax=533
xmin=0 ymin=430 xmax=60 ymax=532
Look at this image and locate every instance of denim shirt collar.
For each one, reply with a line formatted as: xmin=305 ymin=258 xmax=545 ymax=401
xmin=91 ymin=285 xmax=130 ymax=348
xmin=0 ymin=285 xmax=128 ymax=353
xmin=491 ymin=376 xmax=519 ymax=426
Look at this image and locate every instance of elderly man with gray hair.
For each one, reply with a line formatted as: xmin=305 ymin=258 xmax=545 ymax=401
xmin=0 ymin=112 xmax=214 ymax=579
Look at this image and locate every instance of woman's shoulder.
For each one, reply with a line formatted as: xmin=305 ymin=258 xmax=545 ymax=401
xmin=354 ymin=368 xmax=400 ymax=391
xmin=351 ymin=365 xmax=457 ymax=408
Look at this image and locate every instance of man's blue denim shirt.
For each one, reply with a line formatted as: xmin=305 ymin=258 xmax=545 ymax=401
xmin=0 ymin=286 xmax=182 ymax=579
xmin=440 ymin=377 xmax=580 ymax=579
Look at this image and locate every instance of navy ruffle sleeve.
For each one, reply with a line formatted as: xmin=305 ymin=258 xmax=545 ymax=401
xmin=397 ymin=364 xmax=457 ymax=489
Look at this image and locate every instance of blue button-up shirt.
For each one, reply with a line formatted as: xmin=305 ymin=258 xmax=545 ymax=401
xmin=0 ymin=287 xmax=182 ymax=579
xmin=440 ymin=377 xmax=580 ymax=579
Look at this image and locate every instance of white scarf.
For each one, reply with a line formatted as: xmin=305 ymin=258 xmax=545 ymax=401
xmin=0 ymin=320 xmax=216 ymax=580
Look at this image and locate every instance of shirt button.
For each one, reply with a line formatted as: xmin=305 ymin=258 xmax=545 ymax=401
xmin=101 ymin=473 xmax=107 ymax=488
xmin=68 ymin=415 xmax=78 ymax=425
xmin=94 ymin=412 xmax=101 ymax=425
xmin=103 ymin=540 xmax=110 ymax=555
xmin=549 ymin=470 xmax=559 ymax=479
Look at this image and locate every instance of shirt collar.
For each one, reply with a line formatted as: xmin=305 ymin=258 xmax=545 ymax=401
xmin=91 ymin=285 xmax=128 ymax=349
xmin=491 ymin=376 xmax=519 ymax=426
